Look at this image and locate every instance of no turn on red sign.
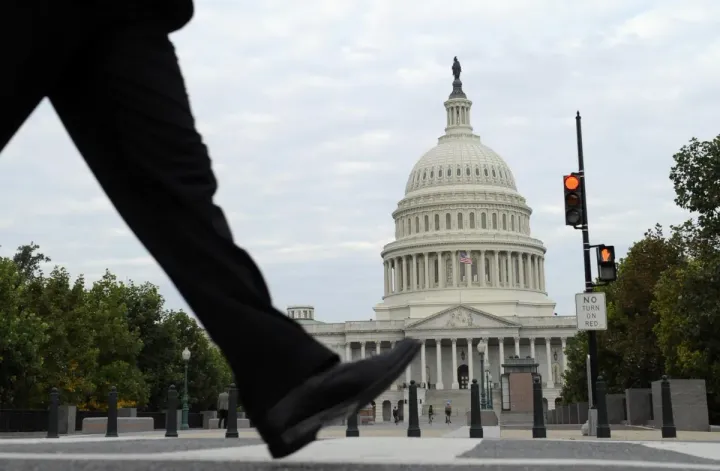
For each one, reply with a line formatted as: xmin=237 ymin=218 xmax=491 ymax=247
xmin=575 ymin=292 xmax=608 ymax=331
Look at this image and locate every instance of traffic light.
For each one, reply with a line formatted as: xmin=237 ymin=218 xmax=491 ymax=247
xmin=596 ymin=245 xmax=617 ymax=282
xmin=563 ymin=173 xmax=583 ymax=227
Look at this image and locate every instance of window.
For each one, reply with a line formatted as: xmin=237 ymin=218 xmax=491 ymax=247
xmin=457 ymin=213 xmax=464 ymax=229
xmin=447 ymin=166 xmax=452 ymax=177
xmin=439 ymin=169 xmax=443 ymax=177
xmin=435 ymin=214 xmax=440 ymax=230
xmin=511 ymin=214 xmax=515 ymax=231
xmin=484 ymin=168 xmax=489 ymax=176
xmin=481 ymin=213 xmax=487 ymax=229
xmin=492 ymin=169 xmax=496 ymax=177
xmin=430 ymin=170 xmax=434 ymax=178
xmin=415 ymin=216 xmax=420 ymax=233
xmin=502 ymin=214 xmax=507 ymax=230
xmin=470 ymin=212 xmax=475 ymax=229
xmin=424 ymin=215 xmax=429 ymax=232
xmin=423 ymin=171 xmax=427 ymax=180
xmin=492 ymin=213 xmax=498 ymax=229
xmin=466 ymin=167 xmax=470 ymax=176
xmin=456 ymin=167 xmax=461 ymax=176
xmin=446 ymin=213 xmax=451 ymax=229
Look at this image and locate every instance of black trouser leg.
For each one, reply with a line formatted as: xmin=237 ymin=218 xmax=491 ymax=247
xmin=1 ymin=2 xmax=338 ymax=426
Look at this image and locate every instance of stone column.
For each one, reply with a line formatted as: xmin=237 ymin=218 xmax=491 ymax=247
xmin=530 ymin=337 xmax=536 ymax=360
xmin=466 ymin=250 xmax=472 ymax=287
xmin=467 ymin=338 xmax=474 ymax=381
xmin=420 ymin=341 xmax=427 ymax=385
xmin=561 ymin=337 xmax=568 ymax=374
xmin=498 ymin=338 xmax=505 ymax=374
xmin=493 ymin=251 xmax=500 ymax=286
xmin=435 ymin=338 xmax=444 ymax=389
xmin=345 ymin=342 xmax=351 ymax=362
xmin=376 ymin=341 xmax=381 ymax=356
xmin=437 ymin=252 xmax=445 ymax=288
xmin=535 ymin=257 xmax=540 ymax=290
xmin=412 ymin=253 xmax=418 ymax=291
xmin=509 ymin=252 xmax=515 ymax=287
xmin=541 ymin=258 xmax=546 ymax=291
xmin=519 ymin=253 xmax=525 ymax=288
xmin=402 ymin=257 xmax=408 ymax=292
xmin=383 ymin=261 xmax=387 ymax=295
xmin=394 ymin=258 xmax=401 ymax=293
xmin=424 ymin=253 xmax=430 ymax=289
xmin=545 ymin=337 xmax=554 ymax=388
xmin=451 ymin=338 xmax=459 ymax=389
xmin=480 ymin=250 xmax=486 ymax=287
xmin=514 ymin=336 xmax=520 ymax=356
xmin=451 ymin=251 xmax=458 ymax=287
xmin=360 ymin=342 xmax=366 ymax=359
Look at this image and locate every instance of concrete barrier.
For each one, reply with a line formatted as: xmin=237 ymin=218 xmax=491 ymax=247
xmin=81 ymin=417 xmax=154 ymax=435
xmin=209 ymin=418 xmax=252 ymax=429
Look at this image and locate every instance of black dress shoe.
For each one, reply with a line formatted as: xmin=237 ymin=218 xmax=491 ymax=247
xmin=260 ymin=338 xmax=421 ymax=459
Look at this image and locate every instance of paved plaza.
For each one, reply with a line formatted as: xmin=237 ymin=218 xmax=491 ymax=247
xmin=1 ymin=426 xmax=720 ymax=470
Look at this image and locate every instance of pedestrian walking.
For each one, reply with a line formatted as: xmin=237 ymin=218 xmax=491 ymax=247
xmin=0 ymin=0 xmax=421 ymax=459
xmin=217 ymin=390 xmax=229 ymax=429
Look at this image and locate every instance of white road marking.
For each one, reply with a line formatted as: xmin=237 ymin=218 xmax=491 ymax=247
xmin=0 ymin=435 xmax=169 ymax=445
xmin=642 ymin=442 xmax=720 ymax=461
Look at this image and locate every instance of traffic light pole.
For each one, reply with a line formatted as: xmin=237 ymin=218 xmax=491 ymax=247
xmin=576 ymin=111 xmax=599 ymax=408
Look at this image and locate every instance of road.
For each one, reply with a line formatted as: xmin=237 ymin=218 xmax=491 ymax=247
xmin=0 ymin=428 xmax=719 ymax=470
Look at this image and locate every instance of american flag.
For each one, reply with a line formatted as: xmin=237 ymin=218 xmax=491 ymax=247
xmin=459 ymin=251 xmax=472 ymax=264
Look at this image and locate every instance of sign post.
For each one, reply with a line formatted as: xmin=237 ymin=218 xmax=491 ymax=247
xmin=575 ymin=292 xmax=607 ymax=331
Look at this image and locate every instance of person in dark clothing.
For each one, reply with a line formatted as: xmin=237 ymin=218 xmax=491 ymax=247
xmin=0 ymin=0 xmax=421 ymax=459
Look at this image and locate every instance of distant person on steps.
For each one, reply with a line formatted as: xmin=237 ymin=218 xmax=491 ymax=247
xmin=0 ymin=0 xmax=420 ymax=459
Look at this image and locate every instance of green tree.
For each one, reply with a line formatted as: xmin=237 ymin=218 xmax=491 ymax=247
xmin=0 ymin=256 xmax=50 ymax=407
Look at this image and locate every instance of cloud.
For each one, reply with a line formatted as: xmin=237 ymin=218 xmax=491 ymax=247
xmin=1 ymin=0 xmax=717 ymax=323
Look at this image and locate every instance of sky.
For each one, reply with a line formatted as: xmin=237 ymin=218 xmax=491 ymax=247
xmin=2 ymin=0 xmax=719 ymax=324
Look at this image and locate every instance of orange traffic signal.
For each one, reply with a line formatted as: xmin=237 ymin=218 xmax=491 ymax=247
xmin=596 ymin=245 xmax=617 ymax=282
xmin=563 ymin=173 xmax=583 ymax=227
xmin=564 ymin=174 xmax=580 ymax=191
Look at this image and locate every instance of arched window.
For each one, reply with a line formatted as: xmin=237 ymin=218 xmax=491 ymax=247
xmin=446 ymin=213 xmax=452 ymax=230
xmin=502 ymin=214 xmax=507 ymax=230
xmin=435 ymin=214 xmax=440 ymax=230
xmin=470 ymin=212 xmax=476 ymax=229
xmin=415 ymin=216 xmax=420 ymax=233
xmin=492 ymin=213 xmax=498 ymax=229
xmin=481 ymin=213 xmax=487 ymax=229
xmin=511 ymin=214 xmax=515 ymax=231
xmin=424 ymin=215 xmax=429 ymax=232
xmin=457 ymin=213 xmax=464 ymax=229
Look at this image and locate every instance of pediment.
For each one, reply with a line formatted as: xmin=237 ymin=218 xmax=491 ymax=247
xmin=407 ymin=305 xmax=519 ymax=330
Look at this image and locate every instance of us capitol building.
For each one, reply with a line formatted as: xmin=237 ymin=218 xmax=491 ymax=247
xmin=287 ymin=58 xmax=577 ymax=423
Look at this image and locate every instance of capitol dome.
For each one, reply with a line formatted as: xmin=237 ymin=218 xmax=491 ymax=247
xmin=375 ymin=57 xmax=555 ymax=321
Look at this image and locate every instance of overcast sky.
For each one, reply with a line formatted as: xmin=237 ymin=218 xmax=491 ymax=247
xmin=2 ymin=0 xmax=718 ymax=324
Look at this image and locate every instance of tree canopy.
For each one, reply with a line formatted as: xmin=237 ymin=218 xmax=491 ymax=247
xmin=561 ymin=133 xmax=720 ymax=422
xmin=0 ymin=243 xmax=233 ymax=411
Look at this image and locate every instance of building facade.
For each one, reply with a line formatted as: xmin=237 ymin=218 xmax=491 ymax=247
xmin=292 ymin=60 xmax=577 ymax=423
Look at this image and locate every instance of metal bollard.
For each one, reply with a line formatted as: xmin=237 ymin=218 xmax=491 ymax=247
xmin=345 ymin=411 xmax=360 ymax=437
xmin=532 ymin=376 xmax=546 ymax=438
xmin=47 ymin=387 xmax=59 ymax=439
xmin=165 ymin=385 xmax=179 ymax=438
xmin=106 ymin=386 xmax=119 ymax=437
xmin=596 ymin=376 xmax=611 ymax=438
xmin=407 ymin=380 xmax=421 ymax=437
xmin=661 ymin=375 xmax=677 ymax=438
xmin=225 ymin=383 xmax=239 ymax=438
xmin=469 ymin=379 xmax=483 ymax=438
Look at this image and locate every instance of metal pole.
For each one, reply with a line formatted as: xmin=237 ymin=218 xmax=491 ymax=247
xmin=181 ymin=362 xmax=189 ymax=430
xmin=479 ymin=353 xmax=486 ymax=409
xmin=576 ymin=111 xmax=598 ymax=408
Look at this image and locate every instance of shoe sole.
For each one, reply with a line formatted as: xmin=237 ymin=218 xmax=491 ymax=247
xmin=278 ymin=339 xmax=421 ymax=447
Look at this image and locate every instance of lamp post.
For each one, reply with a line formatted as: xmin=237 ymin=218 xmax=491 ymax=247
xmin=487 ymin=371 xmax=493 ymax=409
xmin=181 ymin=347 xmax=191 ymax=430
xmin=479 ymin=352 xmax=486 ymax=409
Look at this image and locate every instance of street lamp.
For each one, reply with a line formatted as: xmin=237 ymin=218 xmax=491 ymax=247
xmin=181 ymin=347 xmax=191 ymax=430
